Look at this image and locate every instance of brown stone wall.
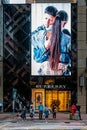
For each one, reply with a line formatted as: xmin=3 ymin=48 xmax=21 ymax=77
xmin=77 ymin=0 xmax=87 ymax=113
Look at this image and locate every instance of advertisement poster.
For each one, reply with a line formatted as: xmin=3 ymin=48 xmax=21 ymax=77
xmin=31 ymin=3 xmax=71 ymax=76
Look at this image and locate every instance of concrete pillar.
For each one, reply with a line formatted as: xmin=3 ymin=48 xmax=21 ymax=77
xmin=77 ymin=0 xmax=87 ymax=113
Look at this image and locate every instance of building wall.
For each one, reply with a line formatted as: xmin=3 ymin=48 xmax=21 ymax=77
xmin=26 ymin=0 xmax=87 ymax=113
xmin=77 ymin=0 xmax=87 ymax=113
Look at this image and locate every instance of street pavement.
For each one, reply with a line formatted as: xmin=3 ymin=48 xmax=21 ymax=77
xmin=0 ymin=112 xmax=87 ymax=129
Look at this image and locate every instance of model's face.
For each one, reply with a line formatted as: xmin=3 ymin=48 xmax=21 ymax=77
xmin=43 ymin=13 xmax=55 ymax=28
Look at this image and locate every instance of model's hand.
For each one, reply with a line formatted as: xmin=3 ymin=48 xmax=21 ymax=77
xmin=57 ymin=63 xmax=67 ymax=75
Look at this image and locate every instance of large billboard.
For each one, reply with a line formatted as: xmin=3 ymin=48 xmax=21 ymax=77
xmin=31 ymin=3 xmax=71 ymax=76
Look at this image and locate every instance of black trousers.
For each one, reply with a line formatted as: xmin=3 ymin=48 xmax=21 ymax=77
xmin=53 ymin=112 xmax=56 ymax=118
xmin=78 ymin=111 xmax=81 ymax=120
xmin=39 ymin=111 xmax=43 ymax=120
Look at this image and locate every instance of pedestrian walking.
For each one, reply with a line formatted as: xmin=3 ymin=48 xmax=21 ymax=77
xmin=52 ymin=105 xmax=56 ymax=119
xmin=38 ymin=102 xmax=44 ymax=120
xmin=44 ymin=105 xmax=49 ymax=119
xmin=21 ymin=106 xmax=26 ymax=120
xmin=71 ymin=103 xmax=76 ymax=119
xmin=76 ymin=105 xmax=81 ymax=120
xmin=30 ymin=104 xmax=35 ymax=119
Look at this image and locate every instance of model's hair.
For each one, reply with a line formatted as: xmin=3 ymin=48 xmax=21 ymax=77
xmin=58 ymin=10 xmax=68 ymax=21
xmin=44 ymin=6 xmax=58 ymax=17
xmin=49 ymin=10 xmax=69 ymax=71
xmin=49 ymin=14 xmax=61 ymax=70
xmin=63 ymin=29 xmax=71 ymax=36
xmin=59 ymin=11 xmax=70 ymax=36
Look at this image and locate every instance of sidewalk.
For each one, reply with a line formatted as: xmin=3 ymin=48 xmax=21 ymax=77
xmin=0 ymin=113 xmax=15 ymax=120
xmin=0 ymin=112 xmax=87 ymax=121
xmin=0 ymin=113 xmax=87 ymax=129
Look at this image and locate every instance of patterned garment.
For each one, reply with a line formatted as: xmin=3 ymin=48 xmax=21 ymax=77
xmin=32 ymin=25 xmax=71 ymax=76
xmin=38 ymin=61 xmax=71 ymax=76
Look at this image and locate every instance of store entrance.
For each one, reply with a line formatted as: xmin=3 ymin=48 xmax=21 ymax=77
xmin=45 ymin=90 xmax=71 ymax=112
xmin=32 ymin=88 xmax=71 ymax=112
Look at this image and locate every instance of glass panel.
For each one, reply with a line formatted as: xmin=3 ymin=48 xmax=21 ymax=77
xmin=58 ymin=91 xmax=71 ymax=111
xmin=32 ymin=88 xmax=45 ymax=110
xmin=52 ymin=90 xmax=58 ymax=111
xmin=46 ymin=90 xmax=71 ymax=112
xmin=45 ymin=90 xmax=52 ymax=110
xmin=58 ymin=91 xmax=64 ymax=111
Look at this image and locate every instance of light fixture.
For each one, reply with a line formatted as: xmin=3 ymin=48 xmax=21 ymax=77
xmin=79 ymin=75 xmax=84 ymax=87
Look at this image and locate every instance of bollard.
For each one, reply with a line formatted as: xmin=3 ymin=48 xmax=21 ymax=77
xmin=69 ymin=112 xmax=72 ymax=120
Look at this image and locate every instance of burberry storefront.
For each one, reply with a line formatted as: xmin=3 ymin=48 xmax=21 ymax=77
xmin=32 ymin=86 xmax=71 ymax=112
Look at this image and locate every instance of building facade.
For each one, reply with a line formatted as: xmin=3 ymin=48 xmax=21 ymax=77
xmin=0 ymin=0 xmax=87 ymax=113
